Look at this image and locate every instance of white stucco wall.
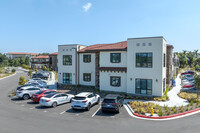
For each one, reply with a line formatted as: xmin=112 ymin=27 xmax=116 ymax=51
xmin=100 ymin=71 xmax=127 ymax=93
xmin=127 ymin=37 xmax=166 ymax=97
xmin=99 ymin=51 xmax=127 ymax=67
xmin=58 ymin=44 xmax=86 ymax=85
xmin=79 ymin=53 xmax=96 ymax=86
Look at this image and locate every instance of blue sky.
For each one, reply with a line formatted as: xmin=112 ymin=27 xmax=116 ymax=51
xmin=0 ymin=0 xmax=200 ymax=54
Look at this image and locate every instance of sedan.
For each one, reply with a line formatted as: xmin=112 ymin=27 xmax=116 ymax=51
xmin=180 ymin=87 xmax=199 ymax=93
xmin=31 ymin=90 xmax=56 ymax=102
xmin=39 ymin=93 xmax=74 ymax=108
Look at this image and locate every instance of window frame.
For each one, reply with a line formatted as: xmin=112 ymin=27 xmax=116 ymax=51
xmin=110 ymin=76 xmax=121 ymax=87
xmin=63 ymin=73 xmax=72 ymax=84
xmin=83 ymin=73 xmax=91 ymax=82
xmin=135 ymin=79 xmax=152 ymax=95
xmin=63 ymin=55 xmax=72 ymax=66
xmin=136 ymin=53 xmax=153 ymax=68
xmin=83 ymin=55 xmax=91 ymax=63
xmin=110 ymin=53 xmax=121 ymax=63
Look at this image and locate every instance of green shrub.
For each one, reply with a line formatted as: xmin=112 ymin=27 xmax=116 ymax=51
xmin=190 ymin=100 xmax=194 ymax=106
xmin=166 ymin=111 xmax=170 ymax=115
xmin=11 ymin=69 xmax=16 ymax=73
xmin=186 ymin=108 xmax=189 ymax=111
xmin=180 ymin=108 xmax=184 ymax=112
xmin=173 ymin=109 xmax=177 ymax=114
xmin=157 ymin=109 xmax=163 ymax=116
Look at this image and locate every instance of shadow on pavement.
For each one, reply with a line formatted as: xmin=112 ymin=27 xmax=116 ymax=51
xmin=95 ymin=110 xmax=118 ymax=117
xmin=66 ymin=108 xmax=87 ymax=114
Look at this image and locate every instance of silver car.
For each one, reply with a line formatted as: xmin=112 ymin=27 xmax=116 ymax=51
xmin=39 ymin=93 xmax=74 ymax=108
xmin=17 ymin=86 xmax=45 ymax=100
xmin=71 ymin=92 xmax=100 ymax=111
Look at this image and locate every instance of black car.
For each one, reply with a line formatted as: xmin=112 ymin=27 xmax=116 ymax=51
xmin=101 ymin=94 xmax=124 ymax=113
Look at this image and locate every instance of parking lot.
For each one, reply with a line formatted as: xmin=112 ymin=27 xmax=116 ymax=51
xmin=10 ymin=97 xmax=130 ymax=119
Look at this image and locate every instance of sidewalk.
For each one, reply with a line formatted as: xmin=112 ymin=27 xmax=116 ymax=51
xmin=124 ymin=74 xmax=189 ymax=107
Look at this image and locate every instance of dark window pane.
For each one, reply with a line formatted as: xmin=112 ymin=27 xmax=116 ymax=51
xmin=135 ymin=79 xmax=152 ymax=95
xmin=83 ymin=73 xmax=91 ymax=82
xmin=136 ymin=53 xmax=152 ymax=68
xmin=63 ymin=55 xmax=72 ymax=65
xmin=111 ymin=53 xmax=121 ymax=63
xmin=83 ymin=55 xmax=91 ymax=63
xmin=110 ymin=77 xmax=121 ymax=87
xmin=63 ymin=73 xmax=72 ymax=84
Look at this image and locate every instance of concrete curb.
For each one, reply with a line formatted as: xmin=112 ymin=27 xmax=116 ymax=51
xmin=124 ymin=104 xmax=200 ymax=121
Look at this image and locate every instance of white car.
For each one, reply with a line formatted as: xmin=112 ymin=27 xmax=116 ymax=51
xmin=39 ymin=93 xmax=74 ymax=108
xmin=17 ymin=86 xmax=45 ymax=100
xmin=71 ymin=92 xmax=100 ymax=111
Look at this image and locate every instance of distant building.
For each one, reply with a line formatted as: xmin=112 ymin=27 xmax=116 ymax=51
xmin=6 ymin=52 xmax=37 ymax=59
xmin=31 ymin=55 xmax=49 ymax=69
xmin=49 ymin=52 xmax=58 ymax=71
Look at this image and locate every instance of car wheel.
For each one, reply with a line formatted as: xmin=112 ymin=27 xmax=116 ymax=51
xmin=23 ymin=94 xmax=30 ymax=100
xmin=52 ymin=102 xmax=57 ymax=108
xmin=86 ymin=103 xmax=91 ymax=111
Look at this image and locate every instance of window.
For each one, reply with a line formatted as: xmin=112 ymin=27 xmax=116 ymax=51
xmin=110 ymin=53 xmax=121 ymax=63
xmin=63 ymin=55 xmax=72 ymax=65
xmin=136 ymin=53 xmax=152 ymax=68
xmin=83 ymin=55 xmax=91 ymax=63
xmin=135 ymin=79 xmax=152 ymax=95
xmin=163 ymin=78 xmax=166 ymax=93
xmin=164 ymin=53 xmax=166 ymax=67
xmin=83 ymin=73 xmax=91 ymax=82
xmin=110 ymin=77 xmax=121 ymax=87
xmin=63 ymin=73 xmax=72 ymax=84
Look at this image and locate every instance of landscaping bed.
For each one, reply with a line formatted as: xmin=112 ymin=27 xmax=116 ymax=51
xmin=129 ymin=100 xmax=200 ymax=117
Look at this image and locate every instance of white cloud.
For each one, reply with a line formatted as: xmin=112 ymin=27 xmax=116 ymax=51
xmin=83 ymin=3 xmax=92 ymax=12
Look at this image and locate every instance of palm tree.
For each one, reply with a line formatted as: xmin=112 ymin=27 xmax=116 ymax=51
xmin=194 ymin=49 xmax=199 ymax=58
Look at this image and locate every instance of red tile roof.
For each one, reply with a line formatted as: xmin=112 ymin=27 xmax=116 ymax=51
xmin=78 ymin=41 xmax=127 ymax=53
xmin=32 ymin=55 xmax=49 ymax=59
xmin=6 ymin=52 xmax=38 ymax=55
xmin=49 ymin=52 xmax=58 ymax=55
xmin=167 ymin=44 xmax=174 ymax=48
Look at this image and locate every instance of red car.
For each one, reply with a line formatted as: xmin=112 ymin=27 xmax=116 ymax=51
xmin=181 ymin=70 xmax=195 ymax=75
xmin=31 ymin=90 xmax=56 ymax=102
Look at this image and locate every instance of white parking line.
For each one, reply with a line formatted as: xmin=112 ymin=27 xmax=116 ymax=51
xmin=21 ymin=105 xmax=24 ymax=106
xmin=43 ymin=111 xmax=47 ymax=113
xmin=29 ymin=107 xmax=34 ymax=110
xmin=92 ymin=106 xmax=101 ymax=117
xmin=60 ymin=111 xmax=66 ymax=115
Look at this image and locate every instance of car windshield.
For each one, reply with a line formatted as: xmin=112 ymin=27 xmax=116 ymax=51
xmin=103 ymin=99 xmax=115 ymax=103
xmin=73 ymin=97 xmax=86 ymax=100
xmin=36 ymin=91 xmax=44 ymax=95
xmin=44 ymin=93 xmax=57 ymax=98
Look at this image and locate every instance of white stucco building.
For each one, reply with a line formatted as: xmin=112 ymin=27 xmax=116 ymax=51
xmin=58 ymin=36 xmax=168 ymax=97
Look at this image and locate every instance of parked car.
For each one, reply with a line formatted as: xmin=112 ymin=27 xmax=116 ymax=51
xmin=101 ymin=94 xmax=124 ymax=113
xmin=181 ymin=70 xmax=195 ymax=75
xmin=17 ymin=86 xmax=46 ymax=100
xmin=180 ymin=87 xmax=199 ymax=93
xmin=17 ymin=81 xmax=47 ymax=90
xmin=182 ymin=84 xmax=194 ymax=88
xmin=31 ymin=90 xmax=56 ymax=102
xmin=39 ymin=93 xmax=74 ymax=108
xmin=182 ymin=74 xmax=194 ymax=80
xmin=71 ymin=92 xmax=100 ymax=111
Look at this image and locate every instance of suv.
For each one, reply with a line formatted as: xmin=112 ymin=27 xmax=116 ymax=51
xmin=101 ymin=94 xmax=124 ymax=113
xmin=17 ymin=86 xmax=45 ymax=100
xmin=71 ymin=92 xmax=100 ymax=111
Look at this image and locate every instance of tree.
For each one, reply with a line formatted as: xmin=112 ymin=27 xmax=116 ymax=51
xmin=19 ymin=57 xmax=25 ymax=66
xmin=194 ymin=49 xmax=199 ymax=58
xmin=194 ymin=73 xmax=200 ymax=100
xmin=187 ymin=51 xmax=195 ymax=67
xmin=27 ymin=69 xmax=33 ymax=78
xmin=25 ymin=57 xmax=30 ymax=65
xmin=19 ymin=76 xmax=27 ymax=86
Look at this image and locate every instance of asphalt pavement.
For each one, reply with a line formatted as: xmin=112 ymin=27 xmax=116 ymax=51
xmin=1 ymin=69 xmax=200 ymax=133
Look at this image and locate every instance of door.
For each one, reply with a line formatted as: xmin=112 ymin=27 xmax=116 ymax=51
xmin=54 ymin=94 xmax=62 ymax=104
xmin=61 ymin=94 xmax=68 ymax=103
